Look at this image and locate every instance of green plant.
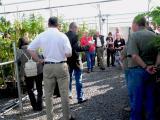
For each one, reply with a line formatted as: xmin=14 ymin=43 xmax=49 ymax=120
xmin=148 ymin=7 xmax=160 ymax=26
xmin=58 ymin=16 xmax=69 ymax=33
xmin=0 ymin=17 xmax=12 ymax=34
xmin=0 ymin=38 xmax=13 ymax=61
xmin=0 ymin=14 xmax=45 ymax=90
xmin=0 ymin=38 xmax=14 ymax=85
xmin=88 ymin=29 xmax=96 ymax=36
xmin=60 ymin=22 xmax=69 ymax=33
xmin=150 ymin=35 xmax=160 ymax=50
xmin=28 ymin=14 xmax=45 ymax=38
xmin=13 ymin=20 xmax=22 ymax=41
xmin=13 ymin=14 xmax=45 ymax=40
xmin=78 ymin=22 xmax=88 ymax=39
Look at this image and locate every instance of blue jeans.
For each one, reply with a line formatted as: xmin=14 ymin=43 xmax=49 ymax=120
xmin=115 ymin=51 xmax=122 ymax=67
xmin=125 ymin=69 xmax=129 ymax=86
xmin=69 ymin=67 xmax=84 ymax=102
xmin=86 ymin=51 xmax=95 ymax=70
xmin=127 ymin=68 xmax=155 ymax=120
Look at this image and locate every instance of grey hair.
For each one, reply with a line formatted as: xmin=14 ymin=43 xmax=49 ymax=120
xmin=69 ymin=22 xmax=77 ymax=30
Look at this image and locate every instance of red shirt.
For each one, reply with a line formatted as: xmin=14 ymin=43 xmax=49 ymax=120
xmin=80 ymin=36 xmax=95 ymax=52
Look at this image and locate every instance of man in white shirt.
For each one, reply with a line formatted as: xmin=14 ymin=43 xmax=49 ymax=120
xmin=28 ymin=17 xmax=74 ymax=120
xmin=93 ymin=31 xmax=105 ymax=70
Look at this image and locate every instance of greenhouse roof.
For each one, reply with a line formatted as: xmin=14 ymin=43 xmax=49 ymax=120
xmin=0 ymin=0 xmax=159 ymax=27
xmin=0 ymin=0 xmax=159 ymax=18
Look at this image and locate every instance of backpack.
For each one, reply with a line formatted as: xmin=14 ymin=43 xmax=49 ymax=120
xmin=22 ymin=51 xmax=37 ymax=77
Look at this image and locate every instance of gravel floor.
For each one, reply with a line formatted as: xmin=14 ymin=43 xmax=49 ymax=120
xmin=0 ymin=65 xmax=130 ymax=120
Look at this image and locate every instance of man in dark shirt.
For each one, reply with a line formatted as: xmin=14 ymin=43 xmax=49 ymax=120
xmin=66 ymin=22 xmax=89 ymax=103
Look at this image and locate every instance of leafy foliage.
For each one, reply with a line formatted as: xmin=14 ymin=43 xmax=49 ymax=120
xmin=0 ymin=14 xmax=44 ymax=86
xmin=13 ymin=14 xmax=45 ymax=40
xmin=13 ymin=20 xmax=22 ymax=41
xmin=58 ymin=17 xmax=69 ymax=33
xmin=28 ymin=14 xmax=45 ymax=38
xmin=78 ymin=22 xmax=88 ymax=39
xmin=150 ymin=35 xmax=160 ymax=51
xmin=0 ymin=39 xmax=13 ymax=61
xmin=146 ymin=6 xmax=160 ymax=51
xmin=148 ymin=7 xmax=160 ymax=26
xmin=88 ymin=29 xmax=96 ymax=36
xmin=0 ymin=17 xmax=12 ymax=34
xmin=0 ymin=38 xmax=14 ymax=85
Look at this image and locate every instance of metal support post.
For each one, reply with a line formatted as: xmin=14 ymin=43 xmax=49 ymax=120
xmin=147 ymin=0 xmax=151 ymax=21
xmin=97 ymin=4 xmax=102 ymax=34
xmin=13 ymin=42 xmax=23 ymax=114
xmin=106 ymin=15 xmax=109 ymax=34
xmin=49 ymin=0 xmax=52 ymax=17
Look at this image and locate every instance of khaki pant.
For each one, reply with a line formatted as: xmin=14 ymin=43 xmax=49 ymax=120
xmin=96 ymin=47 xmax=105 ymax=69
xmin=43 ymin=63 xmax=70 ymax=120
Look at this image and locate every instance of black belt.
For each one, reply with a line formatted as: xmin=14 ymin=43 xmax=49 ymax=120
xmin=127 ymin=55 xmax=132 ymax=58
xmin=44 ymin=61 xmax=66 ymax=64
xmin=128 ymin=66 xmax=141 ymax=69
xmin=96 ymin=46 xmax=103 ymax=48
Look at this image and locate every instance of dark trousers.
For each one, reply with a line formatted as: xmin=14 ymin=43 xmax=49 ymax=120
xmin=107 ymin=48 xmax=115 ymax=67
xmin=25 ymin=73 xmax=43 ymax=110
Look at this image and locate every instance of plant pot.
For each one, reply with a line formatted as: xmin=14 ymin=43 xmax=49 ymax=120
xmin=0 ymin=81 xmax=18 ymax=99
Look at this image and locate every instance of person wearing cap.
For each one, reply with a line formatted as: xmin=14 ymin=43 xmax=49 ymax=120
xmin=127 ymin=15 xmax=158 ymax=120
xmin=28 ymin=17 xmax=74 ymax=120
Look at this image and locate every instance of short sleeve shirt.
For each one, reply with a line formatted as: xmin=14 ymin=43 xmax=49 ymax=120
xmin=114 ymin=39 xmax=125 ymax=50
xmin=28 ymin=28 xmax=72 ymax=62
xmin=127 ymin=29 xmax=157 ymax=68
